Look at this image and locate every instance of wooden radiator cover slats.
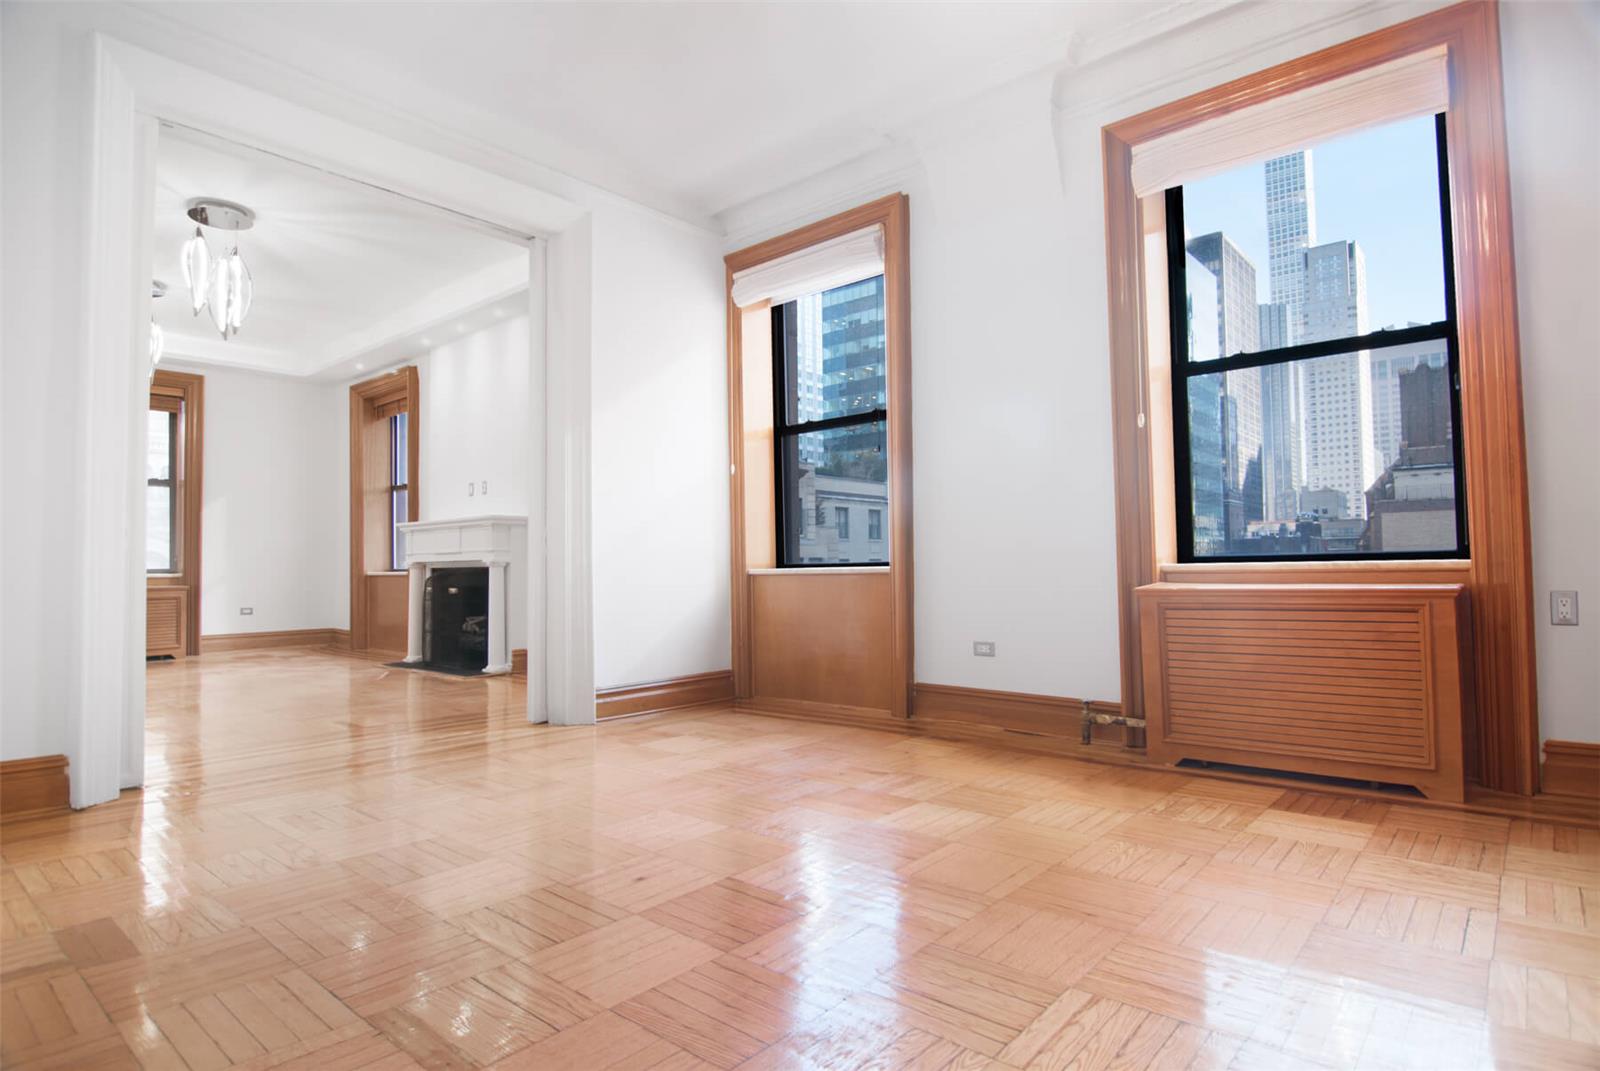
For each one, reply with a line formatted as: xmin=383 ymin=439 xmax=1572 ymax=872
xmin=147 ymin=587 xmax=187 ymax=659
xmin=1137 ymin=583 xmax=1470 ymax=801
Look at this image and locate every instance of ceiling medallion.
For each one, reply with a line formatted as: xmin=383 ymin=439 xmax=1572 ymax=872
xmin=180 ymin=198 xmax=255 ymax=340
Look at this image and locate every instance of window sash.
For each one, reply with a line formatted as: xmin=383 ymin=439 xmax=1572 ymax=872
xmin=1165 ymin=112 xmax=1468 ymax=564
xmin=388 ymin=412 xmax=409 ymax=570
xmin=770 ymin=298 xmax=889 ymax=568
xmin=147 ymin=408 xmax=179 ymax=574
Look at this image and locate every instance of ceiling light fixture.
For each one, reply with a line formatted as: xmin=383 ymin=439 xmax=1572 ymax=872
xmin=181 ymin=198 xmax=255 ymax=340
xmin=149 ymin=280 xmax=167 ymax=378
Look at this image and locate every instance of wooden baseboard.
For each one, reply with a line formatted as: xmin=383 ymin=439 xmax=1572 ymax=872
xmin=718 ymin=698 xmax=1596 ymax=827
xmin=327 ymin=629 xmax=351 ymax=650
xmin=911 ymin=683 xmax=1130 ymax=742
xmin=1 ymin=755 xmax=69 ymax=819
xmin=511 ymin=649 xmax=527 ymax=680
xmin=1542 ymin=741 xmax=1600 ymax=800
xmin=735 ymin=696 xmax=901 ymax=730
xmin=597 ymin=670 xmax=734 ymax=720
xmin=200 ymin=628 xmax=348 ymax=653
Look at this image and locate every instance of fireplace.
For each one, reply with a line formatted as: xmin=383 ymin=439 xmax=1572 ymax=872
xmin=422 ymin=567 xmax=489 ymax=674
xmin=395 ymin=515 xmax=526 ymax=676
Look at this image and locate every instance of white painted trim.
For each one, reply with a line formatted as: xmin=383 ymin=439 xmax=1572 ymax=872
xmin=79 ymin=33 xmax=599 ymax=801
xmin=525 ymin=242 xmax=550 ymax=724
xmin=77 ymin=38 xmax=142 ymax=808
xmin=122 ymin=113 xmax=159 ymax=792
xmin=544 ymin=222 xmax=597 ymax=726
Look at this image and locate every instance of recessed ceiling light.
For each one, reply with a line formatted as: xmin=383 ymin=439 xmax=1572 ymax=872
xmin=492 ymin=307 xmax=506 ymax=319
xmin=419 ymin=336 xmax=432 ymax=346
xmin=455 ymin=323 xmax=467 ymax=334
xmin=355 ymin=362 xmax=367 ymax=371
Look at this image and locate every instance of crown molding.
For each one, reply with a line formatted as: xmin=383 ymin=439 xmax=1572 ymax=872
xmin=94 ymin=1 xmax=718 ymax=235
xmin=1052 ymin=0 xmax=1452 ymax=124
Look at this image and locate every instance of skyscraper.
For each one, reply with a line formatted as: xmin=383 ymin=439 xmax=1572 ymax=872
xmin=1299 ymin=239 xmax=1377 ymax=520
xmin=1261 ymin=153 xmax=1315 ymax=526
xmin=1187 ymin=232 xmax=1263 ymax=537
xmin=1265 ymin=152 xmax=1316 ymax=341
xmin=1184 ymin=252 xmax=1225 ymax=553
xmin=791 ymin=291 xmax=826 ymax=464
xmin=1369 ymin=335 xmax=1449 ymax=469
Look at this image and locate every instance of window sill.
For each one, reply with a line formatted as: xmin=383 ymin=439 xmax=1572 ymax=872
xmin=1160 ymin=559 xmax=1470 ymax=582
xmin=749 ymin=566 xmax=890 ymax=576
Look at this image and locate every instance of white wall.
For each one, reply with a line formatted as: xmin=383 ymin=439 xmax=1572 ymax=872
xmin=162 ymin=361 xmax=346 ymax=637
xmin=910 ymin=88 xmax=1123 ymax=700
xmin=2 ymin=3 xmax=95 ymax=762
xmin=590 ymin=206 xmax=731 ymax=689
xmin=717 ymin=1 xmax=1599 ymax=741
xmin=417 ymin=314 xmax=532 ymax=521
xmin=412 ymin=312 xmax=534 ymax=655
xmin=1501 ymin=1 xmax=1600 ymax=744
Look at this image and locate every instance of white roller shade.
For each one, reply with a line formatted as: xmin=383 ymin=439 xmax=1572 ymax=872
xmin=730 ymin=224 xmax=885 ymax=308
xmin=1131 ymin=46 xmax=1448 ymax=198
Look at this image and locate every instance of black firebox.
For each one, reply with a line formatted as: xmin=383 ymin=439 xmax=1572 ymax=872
xmin=421 ymin=567 xmax=489 ymax=674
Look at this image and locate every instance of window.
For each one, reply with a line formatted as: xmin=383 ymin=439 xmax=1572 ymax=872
xmin=146 ymin=407 xmax=178 ymax=573
xmin=771 ymin=274 xmax=888 ymax=566
xmin=1167 ymin=113 xmax=1466 ymax=561
xmin=868 ymin=508 xmax=882 ymax=541
xmin=389 ymin=411 xmax=409 ymax=570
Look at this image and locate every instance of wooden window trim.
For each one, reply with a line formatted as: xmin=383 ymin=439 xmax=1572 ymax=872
xmin=1101 ymin=1 xmax=1539 ymax=793
xmin=349 ymin=368 xmax=420 ymax=650
xmin=149 ymin=370 xmax=204 ymax=656
xmin=725 ymin=194 xmax=914 ymax=715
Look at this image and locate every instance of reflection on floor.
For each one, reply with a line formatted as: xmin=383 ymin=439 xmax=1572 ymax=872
xmin=1 ymin=647 xmax=1596 ymax=1069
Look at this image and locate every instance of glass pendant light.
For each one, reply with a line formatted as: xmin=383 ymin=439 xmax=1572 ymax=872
xmin=224 ymin=248 xmax=252 ymax=334
xmin=149 ymin=279 xmax=167 ymax=379
xmin=180 ymin=228 xmax=211 ymax=315
xmin=206 ymin=260 xmax=231 ymax=338
xmin=149 ymin=319 xmax=165 ymax=375
xmin=182 ymin=198 xmax=256 ymax=339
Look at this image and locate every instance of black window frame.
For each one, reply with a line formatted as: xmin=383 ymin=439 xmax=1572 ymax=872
xmin=770 ymin=284 xmax=888 ymax=569
xmin=388 ymin=409 xmax=409 ymax=571
xmin=147 ymin=406 xmax=180 ymax=575
xmin=1166 ymin=112 xmax=1469 ymax=564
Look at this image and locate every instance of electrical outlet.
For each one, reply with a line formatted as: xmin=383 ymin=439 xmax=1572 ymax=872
xmin=973 ymin=641 xmax=996 ymax=657
xmin=239 ymin=607 xmax=254 ymax=616
xmin=467 ymin=481 xmax=475 ymax=497
xmin=1551 ymin=590 xmax=1579 ymax=626
xmin=480 ymin=480 xmax=488 ymax=495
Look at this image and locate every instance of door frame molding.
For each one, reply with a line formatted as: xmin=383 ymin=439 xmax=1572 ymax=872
xmin=73 ymin=34 xmax=601 ymax=804
xmin=348 ymin=368 xmax=420 ymax=652
xmin=1099 ymin=1 xmax=1539 ymax=792
xmin=149 ymin=369 xmax=204 ymax=657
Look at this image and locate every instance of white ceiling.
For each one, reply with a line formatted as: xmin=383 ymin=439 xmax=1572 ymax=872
xmin=133 ymin=1 xmax=1209 ymax=222
xmin=152 ymin=127 xmax=527 ymax=379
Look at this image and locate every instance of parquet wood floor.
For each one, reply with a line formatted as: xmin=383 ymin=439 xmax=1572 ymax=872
xmin=2 ymin=648 xmax=1597 ymax=1069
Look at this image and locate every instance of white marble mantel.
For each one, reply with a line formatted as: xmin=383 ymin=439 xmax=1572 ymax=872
xmin=397 ymin=515 xmax=527 ymax=675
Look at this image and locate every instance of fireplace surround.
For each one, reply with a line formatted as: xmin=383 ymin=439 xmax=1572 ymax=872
xmin=396 ymin=515 xmax=527 ymax=675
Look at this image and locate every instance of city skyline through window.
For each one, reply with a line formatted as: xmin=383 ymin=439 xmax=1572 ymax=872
xmin=1169 ymin=113 xmax=1467 ymax=561
xmin=772 ymin=274 xmax=890 ymax=566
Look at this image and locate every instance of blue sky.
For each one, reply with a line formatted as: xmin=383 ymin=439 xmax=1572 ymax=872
xmin=1183 ymin=114 xmax=1447 ymax=330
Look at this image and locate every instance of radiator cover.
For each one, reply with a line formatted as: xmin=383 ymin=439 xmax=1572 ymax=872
xmin=1136 ymin=582 xmax=1471 ymax=801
